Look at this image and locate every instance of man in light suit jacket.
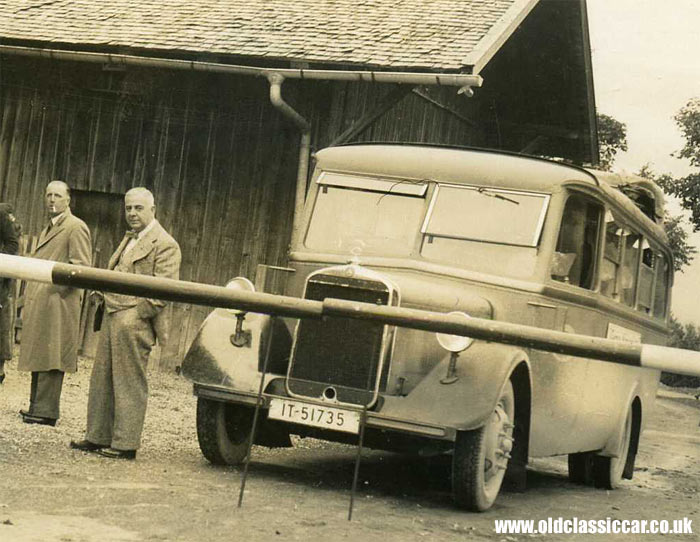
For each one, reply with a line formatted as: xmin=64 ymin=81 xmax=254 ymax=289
xmin=18 ymin=181 xmax=92 ymax=425
xmin=71 ymin=187 xmax=181 ymax=459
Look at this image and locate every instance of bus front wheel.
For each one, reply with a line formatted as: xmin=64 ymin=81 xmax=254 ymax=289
xmin=452 ymin=380 xmax=515 ymax=511
xmin=196 ymin=398 xmax=253 ymax=466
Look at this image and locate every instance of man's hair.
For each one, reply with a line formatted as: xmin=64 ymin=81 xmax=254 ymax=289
xmin=47 ymin=180 xmax=71 ymax=197
xmin=125 ymin=187 xmax=155 ymax=207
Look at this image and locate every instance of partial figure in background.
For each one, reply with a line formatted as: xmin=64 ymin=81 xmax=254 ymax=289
xmin=71 ymin=187 xmax=181 ymax=459
xmin=18 ymin=181 xmax=92 ymax=425
xmin=0 ymin=202 xmax=20 ymax=384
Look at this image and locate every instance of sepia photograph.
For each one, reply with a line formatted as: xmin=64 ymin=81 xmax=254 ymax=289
xmin=0 ymin=1 xmax=698 ymax=540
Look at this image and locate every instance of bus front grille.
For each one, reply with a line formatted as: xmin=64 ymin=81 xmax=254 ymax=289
xmin=287 ymin=274 xmax=390 ymax=407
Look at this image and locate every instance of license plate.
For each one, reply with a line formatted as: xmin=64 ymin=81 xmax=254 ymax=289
xmin=268 ymin=398 xmax=360 ymax=434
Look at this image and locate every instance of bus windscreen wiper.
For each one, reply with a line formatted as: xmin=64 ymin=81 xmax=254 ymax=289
xmin=476 ymin=187 xmax=520 ymax=205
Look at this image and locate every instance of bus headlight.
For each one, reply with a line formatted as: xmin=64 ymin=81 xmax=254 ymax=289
xmin=436 ymin=311 xmax=473 ymax=384
xmin=225 ymin=277 xmax=255 ymax=315
xmin=225 ymin=278 xmax=255 ymax=348
xmin=436 ymin=311 xmax=473 ymax=353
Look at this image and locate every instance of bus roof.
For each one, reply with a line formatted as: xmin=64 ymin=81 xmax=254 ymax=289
xmin=315 ymin=144 xmax=597 ymax=192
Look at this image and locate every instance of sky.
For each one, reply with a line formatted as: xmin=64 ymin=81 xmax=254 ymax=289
xmin=586 ymin=0 xmax=700 ymax=324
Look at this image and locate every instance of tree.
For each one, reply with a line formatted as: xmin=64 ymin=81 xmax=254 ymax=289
xmin=675 ymin=97 xmax=700 ymax=167
xmin=662 ymin=316 xmax=700 ymax=387
xmin=662 ymin=213 xmax=698 ymax=272
xmin=637 ymin=165 xmax=697 ymax=272
xmin=595 ymin=112 xmax=696 ymax=272
xmin=596 ymin=113 xmax=628 ymax=171
xmin=654 ymin=98 xmax=700 ymax=230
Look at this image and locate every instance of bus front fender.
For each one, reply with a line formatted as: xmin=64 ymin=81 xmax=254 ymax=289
xmin=181 ymin=310 xmax=273 ymax=392
xmin=379 ymin=342 xmax=530 ymax=432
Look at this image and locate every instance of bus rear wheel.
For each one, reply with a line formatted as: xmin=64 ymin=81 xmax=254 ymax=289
xmin=568 ymin=451 xmax=594 ymax=485
xmin=593 ymin=406 xmax=634 ymax=489
xmin=196 ymin=398 xmax=253 ymax=466
xmin=452 ymin=380 xmax=515 ymax=511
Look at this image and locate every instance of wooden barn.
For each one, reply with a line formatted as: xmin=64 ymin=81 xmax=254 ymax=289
xmin=0 ymin=0 xmax=599 ymax=369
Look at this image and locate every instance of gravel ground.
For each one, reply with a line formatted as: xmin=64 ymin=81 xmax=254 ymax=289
xmin=1 ymin=348 xmax=699 ymax=542
xmin=0 ymin=352 xmax=200 ymax=466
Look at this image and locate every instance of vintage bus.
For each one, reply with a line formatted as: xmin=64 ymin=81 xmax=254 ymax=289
xmin=181 ymin=144 xmax=671 ymax=511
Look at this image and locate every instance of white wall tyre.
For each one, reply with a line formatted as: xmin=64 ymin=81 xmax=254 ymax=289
xmin=593 ymin=405 xmax=633 ymax=489
xmin=452 ymin=380 xmax=515 ymax=511
xmin=196 ymin=398 xmax=253 ymax=466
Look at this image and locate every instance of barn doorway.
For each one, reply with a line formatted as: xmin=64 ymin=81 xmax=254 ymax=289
xmin=71 ymin=190 xmax=124 ymax=357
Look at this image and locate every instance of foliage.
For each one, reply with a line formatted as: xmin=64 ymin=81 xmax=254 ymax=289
xmin=593 ymin=110 xmax=696 ymax=271
xmin=596 ymin=113 xmax=628 ymax=171
xmin=667 ymin=316 xmax=700 ymax=350
xmin=636 ymin=165 xmax=697 ymax=272
xmin=662 ymin=316 xmax=700 ymax=387
xmin=674 ymin=98 xmax=700 ymax=167
xmin=662 ymin=213 xmax=698 ymax=272
xmin=653 ymin=99 xmax=700 ymax=231
xmin=657 ymin=171 xmax=700 ymax=231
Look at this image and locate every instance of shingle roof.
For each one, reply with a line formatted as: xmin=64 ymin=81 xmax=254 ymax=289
xmin=0 ymin=0 xmax=538 ymax=72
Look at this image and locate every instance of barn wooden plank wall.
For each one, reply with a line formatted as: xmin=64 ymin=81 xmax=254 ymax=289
xmin=0 ymin=56 xmax=481 ymax=369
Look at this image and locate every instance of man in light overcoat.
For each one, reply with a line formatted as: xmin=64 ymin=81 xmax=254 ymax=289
xmin=18 ymin=181 xmax=92 ymax=425
xmin=71 ymin=187 xmax=181 ymax=459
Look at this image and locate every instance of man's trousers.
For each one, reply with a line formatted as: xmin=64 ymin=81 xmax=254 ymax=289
xmin=85 ymin=307 xmax=155 ymax=451
xmin=29 ymin=370 xmax=64 ymax=419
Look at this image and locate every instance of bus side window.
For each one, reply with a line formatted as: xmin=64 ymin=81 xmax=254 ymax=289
xmin=600 ymin=212 xmax=623 ymax=300
xmin=652 ymin=253 xmax=669 ymax=318
xmin=637 ymin=243 xmax=669 ymax=318
xmin=637 ymin=242 xmax=655 ymax=313
xmin=621 ymin=232 xmax=642 ymax=307
xmin=551 ymin=195 xmax=601 ymax=289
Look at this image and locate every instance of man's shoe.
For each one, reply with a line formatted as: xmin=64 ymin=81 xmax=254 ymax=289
xmin=69 ymin=439 xmax=106 ymax=452
xmin=21 ymin=413 xmax=57 ymax=426
xmin=0 ymin=373 xmax=5 ymax=384
xmin=19 ymin=409 xmax=31 ymax=416
xmin=96 ymin=447 xmax=136 ymax=460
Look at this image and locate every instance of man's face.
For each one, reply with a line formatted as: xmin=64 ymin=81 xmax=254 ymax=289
xmin=45 ymin=182 xmax=70 ymax=217
xmin=124 ymin=193 xmax=155 ymax=233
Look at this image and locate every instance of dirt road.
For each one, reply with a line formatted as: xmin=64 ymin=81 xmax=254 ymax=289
xmin=1 ymin=356 xmax=698 ymax=541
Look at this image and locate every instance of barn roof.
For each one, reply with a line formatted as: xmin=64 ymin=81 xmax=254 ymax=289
xmin=0 ymin=0 xmax=539 ymax=73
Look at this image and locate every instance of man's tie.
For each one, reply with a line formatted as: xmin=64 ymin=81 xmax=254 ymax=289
xmin=40 ymin=222 xmax=52 ymax=242
xmin=110 ymin=231 xmax=138 ymax=268
xmin=117 ymin=230 xmax=140 ymax=263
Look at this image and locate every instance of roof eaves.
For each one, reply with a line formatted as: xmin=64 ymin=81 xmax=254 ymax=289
xmin=461 ymin=0 xmax=541 ymax=74
xmin=0 ymin=43 xmax=484 ymax=88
